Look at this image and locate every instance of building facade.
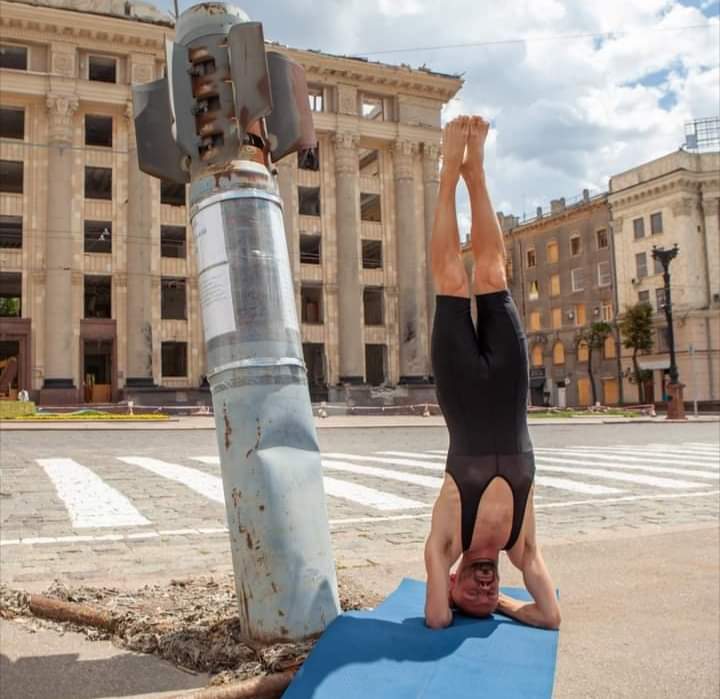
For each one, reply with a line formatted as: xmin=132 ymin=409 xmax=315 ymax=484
xmin=609 ymin=149 xmax=720 ymax=406
xmin=0 ymin=0 xmax=461 ymax=405
xmin=488 ymin=192 xmax=621 ymax=408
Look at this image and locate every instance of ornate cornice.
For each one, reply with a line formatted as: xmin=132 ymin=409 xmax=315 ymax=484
xmin=393 ymin=140 xmax=417 ymax=180
xmin=609 ymin=177 xmax=700 ymax=209
xmin=46 ymin=92 xmax=78 ymax=144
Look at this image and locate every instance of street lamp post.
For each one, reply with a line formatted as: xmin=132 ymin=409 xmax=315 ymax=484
xmin=651 ymin=244 xmax=686 ymax=420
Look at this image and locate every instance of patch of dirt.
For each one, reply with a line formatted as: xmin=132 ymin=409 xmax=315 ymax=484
xmin=0 ymin=574 xmax=381 ymax=683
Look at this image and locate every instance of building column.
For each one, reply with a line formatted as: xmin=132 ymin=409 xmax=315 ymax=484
xmin=40 ymin=93 xmax=78 ymax=403
xmin=422 ymin=143 xmax=440 ymax=371
xmin=394 ymin=139 xmax=427 ymax=382
xmin=333 ymin=132 xmax=364 ymax=384
xmin=125 ymin=105 xmax=156 ymax=387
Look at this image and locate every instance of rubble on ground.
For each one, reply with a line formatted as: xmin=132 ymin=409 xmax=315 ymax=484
xmin=0 ymin=575 xmax=381 ymax=682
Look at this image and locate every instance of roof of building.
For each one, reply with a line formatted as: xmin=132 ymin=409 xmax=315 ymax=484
xmin=5 ymin=0 xmax=462 ymax=83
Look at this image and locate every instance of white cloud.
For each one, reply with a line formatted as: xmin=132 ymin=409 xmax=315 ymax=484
xmin=165 ymin=0 xmax=718 ymax=228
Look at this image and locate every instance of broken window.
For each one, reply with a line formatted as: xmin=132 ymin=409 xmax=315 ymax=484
xmin=0 ymin=272 xmax=21 ymax=317
xmin=161 ymin=180 xmax=186 ymax=207
xmin=360 ymin=193 xmax=381 ymax=222
xmin=298 ymin=186 xmax=321 ymax=216
xmin=161 ymin=277 xmax=187 ymax=320
xmin=162 ymin=341 xmax=187 ymax=377
xmin=84 ymin=275 xmax=112 ymax=318
xmin=161 ymin=225 xmax=186 ymax=259
xmin=0 ymin=45 xmax=27 ymax=70
xmin=363 ymin=287 xmax=384 ymax=325
xmin=301 ymin=285 xmax=323 ymax=324
xmin=0 ymin=160 xmax=23 ymax=194
xmin=300 ymin=234 xmax=321 ymax=265
xmin=365 ymin=344 xmax=386 ymax=385
xmin=88 ymin=55 xmax=117 ymax=83
xmin=361 ymin=94 xmax=384 ymax=121
xmin=303 ymin=342 xmax=327 ymax=391
xmin=0 ymin=216 xmax=22 ymax=249
xmin=307 ymin=85 xmax=324 ymax=112
xmin=361 ymin=240 xmax=382 ymax=269
xmin=85 ymin=114 xmax=113 ymax=147
xmin=298 ymin=146 xmax=319 ymax=171
xmin=359 ymin=149 xmax=380 ymax=177
xmin=570 ymin=234 xmax=582 ymax=256
xmin=0 ymin=107 xmax=24 ymax=140
xmin=84 ymin=221 xmax=112 ymax=254
xmin=84 ymin=166 xmax=112 ymax=200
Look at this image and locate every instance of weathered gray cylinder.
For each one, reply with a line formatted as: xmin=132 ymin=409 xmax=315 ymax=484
xmin=190 ymin=162 xmax=340 ymax=641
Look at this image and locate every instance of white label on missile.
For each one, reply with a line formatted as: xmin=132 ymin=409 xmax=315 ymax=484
xmin=198 ymin=264 xmax=236 ymax=341
xmin=193 ymin=204 xmax=228 ymax=272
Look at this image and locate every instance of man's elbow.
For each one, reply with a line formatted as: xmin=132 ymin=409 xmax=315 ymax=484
xmin=425 ymin=609 xmax=452 ymax=630
xmin=544 ymin=608 xmax=561 ymax=630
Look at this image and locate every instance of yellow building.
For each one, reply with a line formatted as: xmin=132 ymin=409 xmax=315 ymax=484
xmin=0 ymin=0 xmax=461 ymax=405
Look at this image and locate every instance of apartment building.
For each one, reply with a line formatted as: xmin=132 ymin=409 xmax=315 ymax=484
xmin=492 ymin=191 xmax=620 ymax=407
xmin=0 ymin=0 xmax=461 ymax=404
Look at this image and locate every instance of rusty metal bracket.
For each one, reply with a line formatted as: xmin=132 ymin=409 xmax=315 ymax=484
xmin=265 ymin=51 xmax=317 ymax=163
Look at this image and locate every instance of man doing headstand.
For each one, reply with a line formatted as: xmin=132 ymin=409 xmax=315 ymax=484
xmin=424 ymin=116 xmax=561 ymax=631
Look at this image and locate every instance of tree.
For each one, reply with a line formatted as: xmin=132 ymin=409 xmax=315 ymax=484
xmin=618 ymin=302 xmax=654 ymax=403
xmin=578 ymin=321 xmax=613 ymax=406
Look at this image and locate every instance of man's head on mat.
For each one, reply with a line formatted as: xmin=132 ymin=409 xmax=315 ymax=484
xmin=449 ymin=558 xmax=499 ymax=617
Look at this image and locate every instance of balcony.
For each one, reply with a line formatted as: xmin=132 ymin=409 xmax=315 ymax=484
xmin=359 ymin=175 xmax=381 ymax=194
xmin=161 ymin=256 xmax=188 ymax=278
xmin=85 ymin=149 xmax=114 ymax=168
xmin=297 ymin=169 xmax=321 ymax=187
xmin=300 ymin=263 xmax=323 ymax=283
xmin=360 ymin=269 xmax=385 ymax=286
xmin=364 ymin=326 xmax=387 ymax=343
xmin=161 ymin=319 xmax=189 ymax=341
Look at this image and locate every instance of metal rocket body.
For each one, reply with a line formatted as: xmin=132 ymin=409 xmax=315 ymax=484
xmin=131 ymin=1 xmax=339 ymax=642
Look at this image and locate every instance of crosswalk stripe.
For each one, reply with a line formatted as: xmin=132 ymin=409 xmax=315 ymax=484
xmin=535 ymin=476 xmax=624 ymax=495
xmin=535 ymin=462 xmax=705 ymax=489
xmin=175 ymin=456 xmax=427 ymax=511
xmin=324 ymin=452 xmax=443 ymax=471
xmin=320 ymin=477 xmax=426 ymax=510
xmin=118 ymin=457 xmax=225 ymax=503
xmin=547 ymin=447 xmax=718 ymax=467
xmin=653 ymin=443 xmax=719 ymax=454
xmin=36 ymin=458 xmax=151 ymax=529
xmin=534 ymin=452 xmax=719 ymax=478
xmin=377 ymin=451 xmax=445 ymax=461
xmin=322 ymin=459 xmax=444 ymax=489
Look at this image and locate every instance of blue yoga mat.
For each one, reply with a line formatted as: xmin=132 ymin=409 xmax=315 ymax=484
xmin=283 ymin=578 xmax=558 ymax=699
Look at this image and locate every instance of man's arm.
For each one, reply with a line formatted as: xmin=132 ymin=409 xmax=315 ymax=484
xmin=499 ymin=496 xmax=561 ymax=630
xmin=424 ymin=534 xmax=454 ymax=629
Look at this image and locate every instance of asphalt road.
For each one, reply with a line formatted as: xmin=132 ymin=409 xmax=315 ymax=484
xmin=1 ymin=421 xmax=718 ymax=697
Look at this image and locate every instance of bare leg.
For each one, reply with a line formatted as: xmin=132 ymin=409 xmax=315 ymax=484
xmin=461 ymin=116 xmax=507 ymax=295
xmin=431 ymin=116 xmax=470 ymax=297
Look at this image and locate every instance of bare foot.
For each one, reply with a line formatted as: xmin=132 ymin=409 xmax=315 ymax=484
xmin=461 ymin=116 xmax=489 ymax=183
xmin=440 ymin=116 xmax=469 ymax=182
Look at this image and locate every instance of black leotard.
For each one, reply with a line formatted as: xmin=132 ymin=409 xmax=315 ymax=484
xmin=431 ymin=290 xmax=535 ymax=552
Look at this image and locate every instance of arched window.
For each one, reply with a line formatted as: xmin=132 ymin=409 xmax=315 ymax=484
xmin=553 ymin=341 xmax=565 ymax=365
xmin=531 ymin=344 xmax=544 ymax=367
xmin=577 ymin=340 xmax=589 ymax=362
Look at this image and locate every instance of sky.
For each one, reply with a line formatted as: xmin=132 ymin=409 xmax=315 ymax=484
xmin=156 ymin=0 xmax=720 ymax=235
